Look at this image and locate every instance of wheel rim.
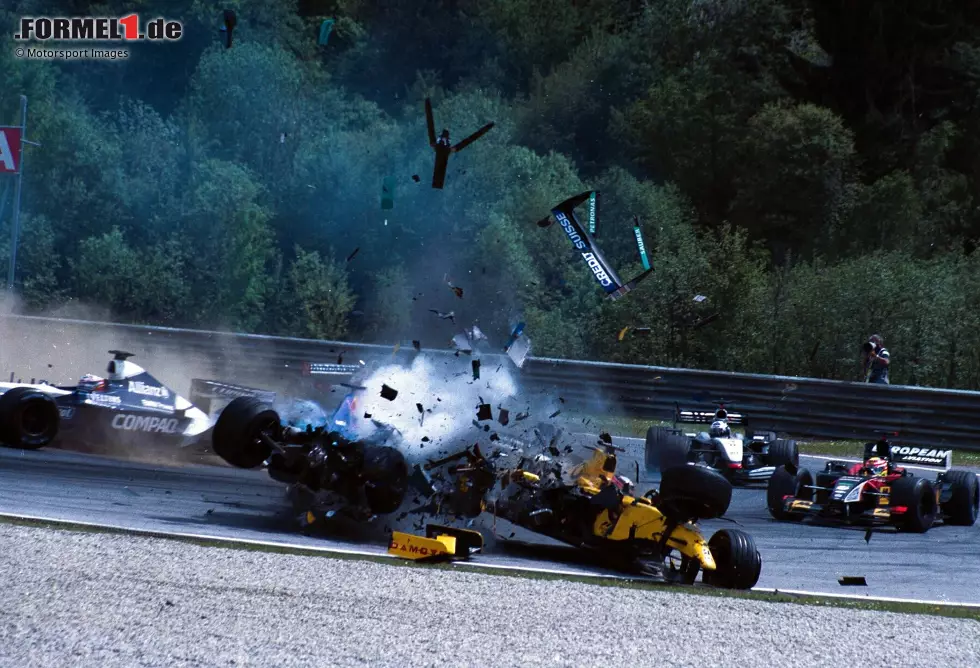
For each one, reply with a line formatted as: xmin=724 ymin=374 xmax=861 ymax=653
xmin=21 ymin=404 xmax=50 ymax=437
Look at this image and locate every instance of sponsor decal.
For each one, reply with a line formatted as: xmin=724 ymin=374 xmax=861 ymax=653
xmin=140 ymin=399 xmax=173 ymax=411
xmin=890 ymin=446 xmax=951 ymax=465
xmin=58 ymin=406 xmax=75 ymax=419
xmin=388 ymin=540 xmax=442 ymax=558
xmin=129 ymin=381 xmax=169 ymax=398
xmin=85 ymin=393 xmax=121 ymax=405
xmin=111 ymin=414 xmax=179 ymax=434
xmin=555 ymin=212 xmax=587 ymax=250
xmin=582 ymin=252 xmax=613 ymax=287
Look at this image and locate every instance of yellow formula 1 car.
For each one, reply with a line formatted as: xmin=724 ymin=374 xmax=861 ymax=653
xmin=411 ymin=442 xmax=762 ymax=589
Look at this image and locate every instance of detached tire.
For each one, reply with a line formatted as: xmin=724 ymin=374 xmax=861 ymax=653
xmin=767 ymin=466 xmax=813 ymax=521
xmin=942 ymin=470 xmax=979 ymax=527
xmin=212 ymin=397 xmax=280 ymax=469
xmin=645 ymin=426 xmax=691 ymax=471
xmin=0 ymin=387 xmax=60 ymax=450
xmin=766 ymin=439 xmax=799 ymax=469
xmin=891 ymin=476 xmax=937 ymax=533
xmin=362 ymin=445 xmax=408 ymax=515
xmin=702 ymin=529 xmax=762 ymax=590
xmin=658 ymin=465 xmax=733 ymax=520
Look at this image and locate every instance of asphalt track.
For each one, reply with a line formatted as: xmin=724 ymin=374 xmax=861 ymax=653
xmin=2 ymin=441 xmax=978 ymax=605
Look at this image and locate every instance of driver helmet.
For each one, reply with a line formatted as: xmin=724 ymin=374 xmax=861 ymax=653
xmin=710 ymin=420 xmax=730 ymax=438
xmin=78 ymin=374 xmax=106 ymax=392
xmin=865 ymin=457 xmax=888 ymax=476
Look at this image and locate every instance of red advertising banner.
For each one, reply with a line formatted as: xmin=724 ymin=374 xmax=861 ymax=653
xmin=0 ymin=126 xmax=23 ymax=174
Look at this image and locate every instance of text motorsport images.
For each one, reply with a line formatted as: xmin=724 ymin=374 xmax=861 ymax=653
xmin=14 ymin=15 xmax=182 ymax=42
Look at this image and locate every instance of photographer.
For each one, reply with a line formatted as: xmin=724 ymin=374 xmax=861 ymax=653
xmin=861 ymin=334 xmax=890 ymax=384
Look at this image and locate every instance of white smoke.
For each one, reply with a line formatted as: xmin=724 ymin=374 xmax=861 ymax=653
xmin=352 ymin=354 xmax=519 ymax=452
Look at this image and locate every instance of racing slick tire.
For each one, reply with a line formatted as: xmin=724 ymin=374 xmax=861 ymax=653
xmin=645 ymin=426 xmax=690 ymax=472
xmin=212 ymin=397 xmax=281 ymax=469
xmin=702 ymin=529 xmax=762 ymax=590
xmin=658 ymin=465 xmax=732 ymax=520
xmin=941 ymin=469 xmax=979 ymax=527
xmin=0 ymin=386 xmax=60 ymax=450
xmin=766 ymin=439 xmax=799 ymax=469
xmin=767 ymin=465 xmax=813 ymax=521
xmin=891 ymin=476 xmax=938 ymax=533
xmin=362 ymin=445 xmax=409 ymax=515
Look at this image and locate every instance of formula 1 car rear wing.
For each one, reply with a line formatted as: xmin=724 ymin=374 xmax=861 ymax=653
xmin=674 ymin=406 xmax=747 ymax=426
xmin=540 ymin=191 xmax=654 ymax=301
xmin=188 ymin=379 xmax=278 ymax=418
xmin=863 ymin=433 xmax=953 ymax=470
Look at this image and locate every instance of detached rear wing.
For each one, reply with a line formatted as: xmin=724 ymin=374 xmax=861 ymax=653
xmin=189 ymin=379 xmax=278 ymax=418
xmin=547 ymin=191 xmax=654 ymax=301
xmin=674 ymin=407 xmax=747 ymax=426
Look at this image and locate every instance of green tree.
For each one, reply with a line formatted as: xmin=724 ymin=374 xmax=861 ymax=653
xmin=285 ymin=245 xmax=356 ymax=340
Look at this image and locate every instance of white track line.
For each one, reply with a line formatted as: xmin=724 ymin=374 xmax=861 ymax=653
xmin=4 ymin=511 xmax=979 ymax=609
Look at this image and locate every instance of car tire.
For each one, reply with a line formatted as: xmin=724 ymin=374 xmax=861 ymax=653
xmin=212 ymin=397 xmax=280 ymax=469
xmin=645 ymin=426 xmax=690 ymax=471
xmin=0 ymin=386 xmax=60 ymax=450
xmin=362 ymin=444 xmax=408 ymax=515
xmin=767 ymin=465 xmax=813 ymax=521
xmin=766 ymin=439 xmax=799 ymax=469
xmin=891 ymin=476 xmax=937 ymax=532
xmin=701 ymin=529 xmax=762 ymax=590
xmin=941 ymin=470 xmax=979 ymax=527
xmin=658 ymin=465 xmax=733 ymax=520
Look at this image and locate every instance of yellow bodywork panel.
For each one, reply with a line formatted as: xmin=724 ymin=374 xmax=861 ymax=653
xmin=592 ymin=497 xmax=716 ymax=571
xmin=791 ymin=500 xmax=813 ymax=511
xmin=388 ymin=531 xmax=456 ymax=560
xmin=873 ymin=508 xmax=890 ymax=518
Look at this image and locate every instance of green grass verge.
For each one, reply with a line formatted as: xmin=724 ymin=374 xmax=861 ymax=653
xmin=3 ymin=514 xmax=977 ymax=622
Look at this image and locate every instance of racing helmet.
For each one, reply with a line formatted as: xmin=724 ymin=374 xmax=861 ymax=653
xmin=78 ymin=373 xmax=106 ymax=392
xmin=864 ymin=457 xmax=888 ymax=476
xmin=709 ymin=420 xmax=730 ymax=438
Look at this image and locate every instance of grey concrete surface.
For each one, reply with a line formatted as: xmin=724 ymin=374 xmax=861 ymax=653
xmin=1 ymin=442 xmax=978 ymax=604
xmin=2 ymin=523 xmax=978 ymax=668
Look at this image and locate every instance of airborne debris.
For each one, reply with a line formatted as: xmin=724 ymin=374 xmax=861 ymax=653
xmin=549 ymin=410 xmax=561 ymax=419
xmin=429 ymin=309 xmax=456 ymax=324
xmin=472 ymin=359 xmax=481 ymax=380
xmin=346 ymin=247 xmax=360 ymax=263
xmin=380 ymin=384 xmax=399 ymax=401
xmin=412 ymin=340 xmax=421 ymax=352
xmin=838 ymin=576 xmax=868 ymax=586
xmin=476 ymin=403 xmax=493 ymax=421
xmin=599 ymin=432 xmax=612 ymax=444
xmin=220 ymin=9 xmax=236 ymax=48
xmin=498 ymin=408 xmax=510 ymax=426
xmin=537 ymin=191 xmax=653 ymax=301
xmin=515 ymin=411 xmax=530 ymax=421
xmin=425 ymin=97 xmax=495 ymax=189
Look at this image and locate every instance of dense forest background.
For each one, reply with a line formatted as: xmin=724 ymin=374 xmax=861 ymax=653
xmin=2 ymin=0 xmax=980 ymax=388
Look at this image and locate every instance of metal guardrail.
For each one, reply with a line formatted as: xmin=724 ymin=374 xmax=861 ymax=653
xmin=1 ymin=314 xmax=979 ymax=449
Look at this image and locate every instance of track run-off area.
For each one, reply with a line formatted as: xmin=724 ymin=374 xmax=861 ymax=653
xmin=2 ymin=441 xmax=978 ymax=607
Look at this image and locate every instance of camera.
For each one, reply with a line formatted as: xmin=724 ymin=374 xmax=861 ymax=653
xmin=862 ymin=340 xmax=876 ymax=354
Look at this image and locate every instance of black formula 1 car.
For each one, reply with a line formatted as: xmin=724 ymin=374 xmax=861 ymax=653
xmin=645 ymin=405 xmax=797 ymax=484
xmin=411 ymin=439 xmax=762 ymax=589
xmin=767 ymin=434 xmax=979 ymax=532
xmin=210 ymin=392 xmax=409 ymax=522
xmin=0 ymin=350 xmax=213 ymax=457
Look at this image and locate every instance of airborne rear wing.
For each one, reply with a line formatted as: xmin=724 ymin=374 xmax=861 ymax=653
xmin=674 ymin=408 xmax=746 ymax=426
